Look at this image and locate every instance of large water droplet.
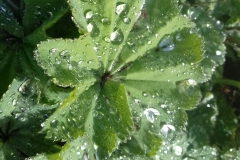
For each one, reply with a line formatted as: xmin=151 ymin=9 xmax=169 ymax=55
xmin=158 ymin=35 xmax=175 ymax=51
xmin=143 ymin=108 xmax=160 ymax=123
xmin=110 ymin=28 xmax=124 ymax=44
xmin=85 ymin=10 xmax=94 ymax=19
xmin=172 ymin=146 xmax=183 ymax=156
xmin=160 ymin=124 xmax=175 ymax=137
xmin=115 ymin=3 xmax=128 ymax=16
xmin=87 ymin=22 xmax=100 ymax=37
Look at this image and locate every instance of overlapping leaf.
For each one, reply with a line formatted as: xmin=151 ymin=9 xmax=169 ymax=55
xmin=0 ymin=78 xmax=61 ymax=160
xmin=36 ymin=0 xmax=206 ymax=158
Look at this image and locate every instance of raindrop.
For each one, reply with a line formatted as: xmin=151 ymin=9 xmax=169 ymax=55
xmin=123 ymin=17 xmax=131 ymax=24
xmin=160 ymin=124 xmax=175 ymax=137
xmin=160 ymin=104 xmax=167 ymax=108
xmin=34 ymin=11 xmax=41 ymax=17
xmin=12 ymin=99 xmax=17 ymax=106
xmin=49 ymin=48 xmax=58 ymax=55
xmin=175 ymin=33 xmax=182 ymax=41
xmin=18 ymin=79 xmax=31 ymax=95
xmin=59 ymin=50 xmax=69 ymax=59
xmin=51 ymin=119 xmax=58 ymax=128
xmin=115 ymin=3 xmax=128 ymax=16
xmin=101 ymin=17 xmax=110 ymax=25
xmin=158 ymin=35 xmax=175 ymax=51
xmin=35 ymin=6 xmax=41 ymax=10
xmin=172 ymin=146 xmax=182 ymax=156
xmin=87 ymin=22 xmax=100 ymax=37
xmin=110 ymin=28 xmax=124 ymax=44
xmin=85 ymin=10 xmax=94 ymax=19
xmin=143 ymin=108 xmax=160 ymax=123
xmin=142 ymin=92 xmax=148 ymax=97
xmin=216 ymin=50 xmax=222 ymax=56
xmin=147 ymin=41 xmax=152 ymax=45
xmin=46 ymin=11 xmax=53 ymax=19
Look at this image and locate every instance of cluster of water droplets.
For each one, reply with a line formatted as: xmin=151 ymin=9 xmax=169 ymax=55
xmin=34 ymin=3 xmax=54 ymax=23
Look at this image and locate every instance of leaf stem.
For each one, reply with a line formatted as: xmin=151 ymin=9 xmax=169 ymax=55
xmin=214 ymin=78 xmax=240 ymax=89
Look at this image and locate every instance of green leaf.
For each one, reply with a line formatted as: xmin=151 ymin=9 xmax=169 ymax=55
xmin=36 ymin=0 xmax=205 ymax=158
xmin=183 ymin=6 xmax=226 ymax=79
xmin=0 ymin=78 xmax=61 ymax=160
xmin=23 ymin=0 xmax=68 ymax=35
xmin=0 ymin=0 xmax=23 ymax=38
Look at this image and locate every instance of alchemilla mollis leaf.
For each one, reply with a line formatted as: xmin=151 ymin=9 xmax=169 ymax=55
xmin=36 ymin=0 xmax=206 ymax=158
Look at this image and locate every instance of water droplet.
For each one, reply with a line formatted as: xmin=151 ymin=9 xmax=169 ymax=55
xmin=51 ymin=119 xmax=58 ymax=128
xmin=172 ymin=146 xmax=182 ymax=156
xmin=115 ymin=3 xmax=128 ymax=16
xmin=46 ymin=11 xmax=53 ymax=19
xmin=216 ymin=50 xmax=222 ymax=56
xmin=49 ymin=48 xmax=58 ymax=55
xmin=110 ymin=28 xmax=124 ymax=44
xmin=142 ymin=92 xmax=148 ymax=97
xmin=87 ymin=23 xmax=100 ymax=37
xmin=59 ymin=50 xmax=69 ymax=59
xmin=104 ymin=36 xmax=111 ymax=43
xmin=160 ymin=124 xmax=175 ymax=137
xmin=187 ymin=79 xmax=197 ymax=86
xmin=101 ymin=17 xmax=110 ymax=25
xmin=18 ymin=79 xmax=31 ymax=95
xmin=158 ymin=35 xmax=175 ymax=51
xmin=123 ymin=17 xmax=131 ymax=24
xmin=147 ymin=41 xmax=152 ymax=45
xmin=41 ymin=123 xmax=45 ymax=127
xmin=175 ymin=33 xmax=183 ymax=41
xmin=143 ymin=108 xmax=160 ymax=123
xmin=160 ymin=104 xmax=167 ymax=108
xmin=12 ymin=99 xmax=17 ymax=106
xmin=35 ymin=6 xmax=41 ymax=10
xmin=85 ymin=10 xmax=94 ymax=19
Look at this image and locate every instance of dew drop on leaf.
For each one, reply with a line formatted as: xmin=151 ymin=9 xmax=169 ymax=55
xmin=123 ymin=17 xmax=131 ymax=24
xmin=51 ymin=119 xmax=58 ymax=128
xmin=87 ymin=22 xmax=100 ymax=37
xmin=110 ymin=28 xmax=124 ymax=44
xmin=115 ymin=3 xmax=127 ymax=16
xmin=172 ymin=146 xmax=183 ymax=156
xmin=160 ymin=124 xmax=175 ymax=137
xmin=85 ymin=10 xmax=94 ymax=19
xmin=101 ymin=17 xmax=110 ymax=25
xmin=49 ymin=48 xmax=57 ymax=55
xmin=143 ymin=108 xmax=160 ymax=123
xmin=142 ymin=92 xmax=148 ymax=97
xmin=59 ymin=49 xmax=69 ymax=59
xmin=159 ymin=35 xmax=175 ymax=51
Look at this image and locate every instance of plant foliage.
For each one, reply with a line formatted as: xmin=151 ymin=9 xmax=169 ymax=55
xmin=0 ymin=0 xmax=239 ymax=159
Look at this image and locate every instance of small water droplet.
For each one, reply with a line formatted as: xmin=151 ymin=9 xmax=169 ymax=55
xmin=101 ymin=17 xmax=110 ymax=25
xmin=110 ymin=28 xmax=124 ymax=44
xmin=18 ymin=79 xmax=31 ymax=95
xmin=142 ymin=92 xmax=148 ymax=97
xmin=12 ymin=99 xmax=17 ymax=106
xmin=51 ymin=119 xmax=58 ymax=128
xmin=59 ymin=50 xmax=69 ymax=59
xmin=49 ymin=48 xmax=58 ymax=55
xmin=143 ymin=108 xmax=160 ymax=123
xmin=123 ymin=17 xmax=131 ymax=24
xmin=216 ymin=50 xmax=222 ymax=56
xmin=147 ymin=41 xmax=152 ymax=45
